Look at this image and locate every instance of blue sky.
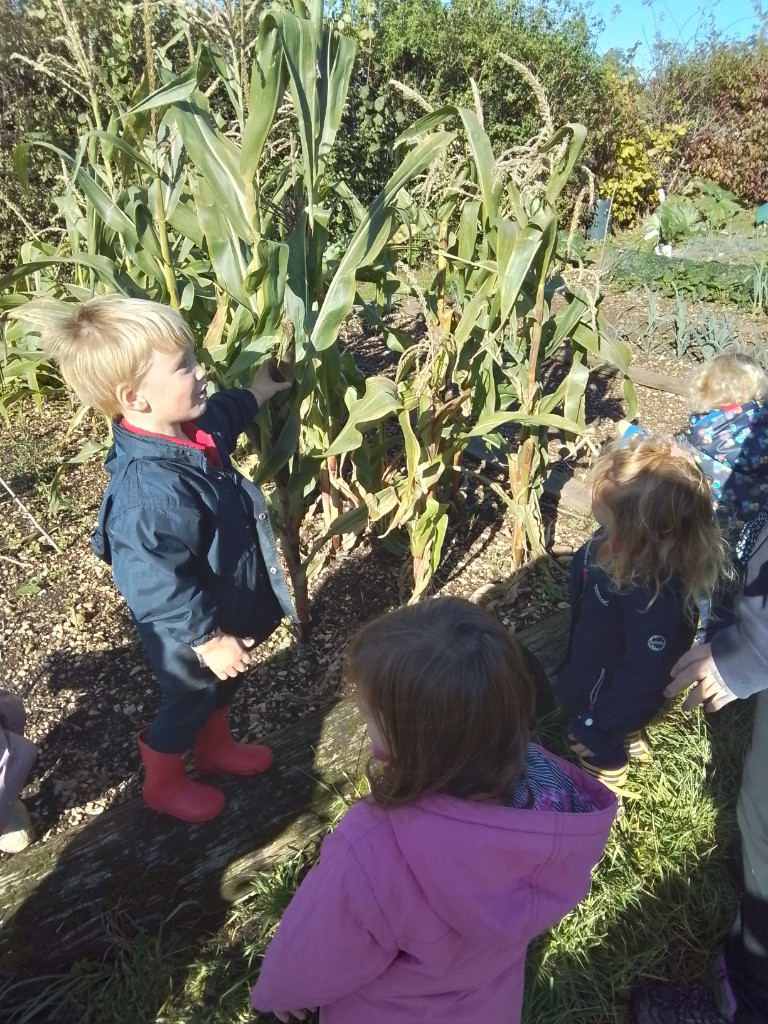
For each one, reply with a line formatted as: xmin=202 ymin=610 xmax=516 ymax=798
xmin=587 ymin=0 xmax=766 ymax=68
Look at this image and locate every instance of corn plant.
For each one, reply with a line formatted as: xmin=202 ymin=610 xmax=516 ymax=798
xmin=0 ymin=0 xmax=454 ymax=633
xmin=329 ymin=76 xmax=635 ymax=578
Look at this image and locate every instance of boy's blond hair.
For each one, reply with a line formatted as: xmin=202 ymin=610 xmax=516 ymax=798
xmin=688 ymin=352 xmax=768 ymax=411
xmin=25 ymin=295 xmax=193 ymax=417
xmin=591 ymin=435 xmax=731 ymax=616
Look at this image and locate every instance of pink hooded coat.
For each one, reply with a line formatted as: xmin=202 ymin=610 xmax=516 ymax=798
xmin=251 ymin=748 xmax=617 ymax=1024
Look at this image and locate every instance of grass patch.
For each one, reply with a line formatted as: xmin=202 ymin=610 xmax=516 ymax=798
xmin=524 ymin=698 xmax=749 ymax=1023
xmin=0 ymin=700 xmax=751 ymax=1024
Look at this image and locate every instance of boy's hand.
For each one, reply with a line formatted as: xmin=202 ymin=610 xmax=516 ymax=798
xmin=249 ymin=361 xmax=291 ymax=406
xmin=192 ymin=632 xmax=256 ymax=680
xmin=275 ymin=1009 xmax=317 ymax=1022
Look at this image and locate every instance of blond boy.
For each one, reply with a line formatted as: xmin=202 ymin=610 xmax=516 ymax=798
xmin=38 ymin=296 xmax=294 ymax=822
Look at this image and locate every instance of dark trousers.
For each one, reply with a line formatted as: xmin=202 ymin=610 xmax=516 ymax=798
xmin=142 ymin=638 xmax=242 ymax=754
xmin=725 ymin=689 xmax=768 ymax=1024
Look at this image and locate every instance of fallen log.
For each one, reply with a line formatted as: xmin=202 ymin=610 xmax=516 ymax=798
xmin=583 ymin=354 xmax=688 ymax=397
xmin=0 ymin=613 xmax=570 ymax=977
xmin=0 ymin=701 xmax=367 ymax=977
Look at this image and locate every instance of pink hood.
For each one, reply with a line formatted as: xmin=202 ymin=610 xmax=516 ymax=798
xmin=252 ymin=748 xmax=616 ymax=1024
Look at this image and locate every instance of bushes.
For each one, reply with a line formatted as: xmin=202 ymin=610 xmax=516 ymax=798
xmin=331 ymin=0 xmax=613 ymax=206
xmin=651 ymin=39 xmax=768 ymax=206
xmin=2 ymin=0 xmax=767 ymax=263
xmin=600 ymin=122 xmax=689 ymax=227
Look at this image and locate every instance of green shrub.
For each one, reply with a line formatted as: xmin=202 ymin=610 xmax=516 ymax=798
xmin=654 ymin=39 xmax=768 ymax=205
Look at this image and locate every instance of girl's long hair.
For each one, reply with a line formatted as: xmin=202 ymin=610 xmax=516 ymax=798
xmin=591 ymin=436 xmax=731 ymax=616
xmin=343 ymin=597 xmax=535 ymax=808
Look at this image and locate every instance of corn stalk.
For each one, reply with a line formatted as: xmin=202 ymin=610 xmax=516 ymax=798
xmin=0 ymin=0 xmax=454 ymax=633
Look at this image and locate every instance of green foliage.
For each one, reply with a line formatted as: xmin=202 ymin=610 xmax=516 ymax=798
xmin=0 ymin=0 xmax=181 ymax=274
xmin=335 ymin=80 xmax=634 ymax=575
xmin=652 ymin=196 xmax=703 ymax=244
xmin=607 ymin=249 xmax=757 ymax=307
xmin=0 ymin=1 xmax=457 ymax=615
xmin=684 ymin=178 xmax=744 ymax=231
xmin=752 ymin=261 xmax=768 ymax=315
xmin=331 ymin=0 xmax=616 ymax=209
xmin=1 ymin=4 xmax=630 ymax=605
xmin=641 ymin=179 xmax=747 ymax=246
xmin=651 ymin=38 xmax=768 ymax=205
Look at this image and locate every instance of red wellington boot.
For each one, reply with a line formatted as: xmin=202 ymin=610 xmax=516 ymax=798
xmin=194 ymin=706 xmax=273 ymax=776
xmin=137 ymin=729 xmax=225 ymax=823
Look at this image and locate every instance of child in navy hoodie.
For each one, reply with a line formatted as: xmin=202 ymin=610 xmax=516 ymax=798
xmin=252 ymin=597 xmax=616 ymax=1024
xmin=556 ymin=436 xmax=731 ymax=792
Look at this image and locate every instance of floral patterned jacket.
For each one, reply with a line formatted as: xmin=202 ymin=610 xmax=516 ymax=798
xmin=678 ymin=400 xmax=768 ymax=525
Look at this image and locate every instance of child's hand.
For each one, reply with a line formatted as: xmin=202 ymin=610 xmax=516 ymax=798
xmin=192 ymin=631 xmax=255 ymax=680
xmin=275 ymin=1010 xmax=317 ymax=1022
xmin=249 ymin=361 xmax=291 ymax=406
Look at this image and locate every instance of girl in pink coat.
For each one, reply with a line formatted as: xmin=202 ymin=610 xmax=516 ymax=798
xmin=251 ymin=597 xmax=617 ymax=1024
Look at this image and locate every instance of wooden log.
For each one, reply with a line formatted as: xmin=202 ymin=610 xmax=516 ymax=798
xmin=0 ymin=614 xmax=571 ymax=977
xmin=517 ymin=608 xmax=570 ymax=680
xmin=584 ymin=355 xmax=688 ymax=397
xmin=0 ymin=701 xmax=367 ymax=977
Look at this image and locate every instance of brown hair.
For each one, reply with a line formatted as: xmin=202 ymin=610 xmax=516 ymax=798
xmin=688 ymin=352 xmax=768 ymax=411
xmin=343 ymin=597 xmax=535 ymax=808
xmin=19 ymin=295 xmax=193 ymax=418
xmin=591 ymin=435 xmax=731 ymax=615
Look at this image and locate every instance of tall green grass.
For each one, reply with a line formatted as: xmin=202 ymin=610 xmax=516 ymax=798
xmin=0 ymin=698 xmax=751 ymax=1024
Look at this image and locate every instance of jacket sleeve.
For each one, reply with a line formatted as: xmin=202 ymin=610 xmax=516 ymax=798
xmin=711 ymin=532 xmax=768 ymax=698
xmin=202 ymin=389 xmax=258 ymax=455
xmin=109 ymin=504 xmax=219 ymax=646
xmin=251 ymin=828 xmax=397 ymax=1014
xmin=568 ymin=586 xmax=693 ymax=757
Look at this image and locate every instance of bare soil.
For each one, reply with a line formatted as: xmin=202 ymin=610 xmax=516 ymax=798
xmin=1 ymin=285 xmax=766 ymax=848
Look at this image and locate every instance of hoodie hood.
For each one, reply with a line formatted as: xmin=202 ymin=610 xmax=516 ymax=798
xmin=385 ymin=747 xmax=616 ymax=945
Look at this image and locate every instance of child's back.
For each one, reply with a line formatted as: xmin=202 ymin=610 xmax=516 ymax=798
xmin=679 ymin=399 xmax=768 ymax=525
xmin=251 ymin=598 xmax=617 ymax=1024
xmin=253 ymin=749 xmax=613 ymax=1024
xmin=679 ymin=353 xmax=768 ymax=527
xmin=556 ymin=437 xmax=730 ymax=791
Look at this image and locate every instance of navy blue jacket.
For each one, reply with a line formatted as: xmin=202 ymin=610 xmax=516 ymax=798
xmin=91 ymin=389 xmax=296 ymax=685
xmin=556 ymin=534 xmax=696 ymax=762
